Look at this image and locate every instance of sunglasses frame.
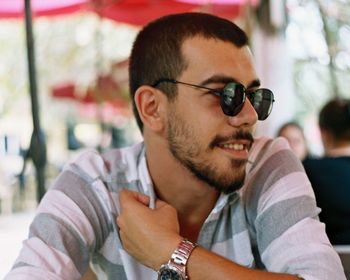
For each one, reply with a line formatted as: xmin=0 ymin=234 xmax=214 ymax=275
xmin=152 ymin=78 xmax=275 ymax=121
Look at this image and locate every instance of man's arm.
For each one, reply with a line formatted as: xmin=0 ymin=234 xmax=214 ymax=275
xmin=188 ymin=247 xmax=301 ymax=280
xmin=5 ymin=151 xmax=113 ymax=280
xmin=117 ymin=190 xmax=302 ymax=280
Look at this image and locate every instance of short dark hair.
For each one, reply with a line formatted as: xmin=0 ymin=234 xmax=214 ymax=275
xmin=129 ymin=12 xmax=249 ymax=131
xmin=319 ymin=98 xmax=350 ymax=140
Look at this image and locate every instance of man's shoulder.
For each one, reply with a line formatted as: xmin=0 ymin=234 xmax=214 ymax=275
xmin=247 ymin=136 xmax=291 ymax=172
xmin=251 ymin=136 xmax=290 ymax=155
xmin=302 ymin=156 xmax=320 ymax=167
xmin=63 ymin=142 xmax=145 ymax=180
xmin=303 ymin=155 xmax=350 ymax=175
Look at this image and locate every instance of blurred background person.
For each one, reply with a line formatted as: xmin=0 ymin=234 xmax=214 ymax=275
xmin=303 ymin=98 xmax=350 ymax=245
xmin=277 ymin=121 xmax=310 ymax=161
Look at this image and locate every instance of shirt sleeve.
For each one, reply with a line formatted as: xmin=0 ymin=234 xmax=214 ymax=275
xmin=242 ymin=137 xmax=346 ymax=280
xmin=4 ymin=150 xmax=115 ymax=280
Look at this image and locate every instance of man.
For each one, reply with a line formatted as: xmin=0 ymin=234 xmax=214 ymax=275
xmin=303 ymin=98 xmax=350 ymax=245
xmin=6 ymin=13 xmax=345 ymax=280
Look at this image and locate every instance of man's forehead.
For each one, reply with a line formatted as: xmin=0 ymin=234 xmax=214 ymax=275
xmin=180 ymin=36 xmax=253 ymax=66
xmin=179 ymin=37 xmax=258 ymax=88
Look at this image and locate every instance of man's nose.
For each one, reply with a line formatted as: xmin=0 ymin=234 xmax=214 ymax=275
xmin=227 ymin=99 xmax=258 ymax=128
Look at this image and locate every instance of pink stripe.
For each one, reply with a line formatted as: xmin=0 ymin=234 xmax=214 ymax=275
xmin=13 ymin=237 xmax=81 ymax=279
xmin=5 ymin=266 xmax=62 ymax=280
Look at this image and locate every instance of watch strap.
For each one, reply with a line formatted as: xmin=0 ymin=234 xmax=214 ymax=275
xmin=171 ymin=239 xmax=196 ymax=273
xmin=158 ymin=239 xmax=196 ymax=279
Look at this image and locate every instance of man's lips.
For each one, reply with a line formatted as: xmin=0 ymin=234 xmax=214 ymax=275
xmin=217 ymin=140 xmax=252 ymax=152
xmin=210 ymin=130 xmax=254 ymax=150
xmin=216 ymin=138 xmax=253 ymax=153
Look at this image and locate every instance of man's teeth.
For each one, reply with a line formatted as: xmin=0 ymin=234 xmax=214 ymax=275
xmin=222 ymin=143 xmax=245 ymax=150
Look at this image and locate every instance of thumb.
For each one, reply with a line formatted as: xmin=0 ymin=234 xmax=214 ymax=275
xmin=154 ymin=198 xmax=168 ymax=209
xmin=119 ymin=189 xmax=150 ymax=209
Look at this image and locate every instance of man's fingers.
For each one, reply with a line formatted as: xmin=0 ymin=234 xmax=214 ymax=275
xmin=119 ymin=189 xmax=151 ymax=212
xmin=155 ymin=198 xmax=171 ymax=209
xmin=135 ymin=192 xmax=151 ymax=206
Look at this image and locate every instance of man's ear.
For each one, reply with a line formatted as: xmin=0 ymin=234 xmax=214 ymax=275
xmin=134 ymin=85 xmax=165 ymax=132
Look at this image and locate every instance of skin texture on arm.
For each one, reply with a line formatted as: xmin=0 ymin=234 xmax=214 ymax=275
xmin=188 ymin=248 xmax=301 ymax=280
xmin=116 ymin=189 xmax=302 ymax=280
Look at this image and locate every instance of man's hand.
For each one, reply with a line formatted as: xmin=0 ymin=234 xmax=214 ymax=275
xmin=116 ymin=189 xmax=182 ymax=270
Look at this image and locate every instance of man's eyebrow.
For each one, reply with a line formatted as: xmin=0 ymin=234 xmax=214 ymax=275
xmin=199 ymin=75 xmax=261 ymax=89
xmin=199 ymin=75 xmax=238 ymax=86
xmin=247 ymin=79 xmax=261 ymax=89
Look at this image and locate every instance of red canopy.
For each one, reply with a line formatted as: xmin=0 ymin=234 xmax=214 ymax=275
xmin=92 ymin=0 xmax=198 ymax=26
xmin=0 ymin=0 xmax=88 ymax=18
xmin=0 ymin=0 xmax=255 ymax=25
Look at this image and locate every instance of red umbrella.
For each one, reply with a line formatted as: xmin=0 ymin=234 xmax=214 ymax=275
xmin=90 ymin=0 xmax=198 ymax=26
xmin=89 ymin=0 xmax=256 ymax=26
xmin=0 ymin=0 xmax=88 ymax=18
xmin=0 ymin=0 xmax=256 ymax=24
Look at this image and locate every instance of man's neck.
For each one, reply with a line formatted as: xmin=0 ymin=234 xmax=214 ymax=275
xmin=325 ymin=144 xmax=350 ymax=157
xmin=144 ymin=139 xmax=219 ymax=241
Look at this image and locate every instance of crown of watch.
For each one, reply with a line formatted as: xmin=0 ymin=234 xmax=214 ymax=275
xmin=157 ymin=239 xmax=196 ymax=280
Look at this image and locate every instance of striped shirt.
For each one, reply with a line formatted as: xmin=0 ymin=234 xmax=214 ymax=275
xmin=5 ymin=137 xmax=346 ymax=280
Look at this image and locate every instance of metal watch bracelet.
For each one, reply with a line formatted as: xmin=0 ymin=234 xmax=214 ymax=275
xmin=157 ymin=239 xmax=197 ymax=280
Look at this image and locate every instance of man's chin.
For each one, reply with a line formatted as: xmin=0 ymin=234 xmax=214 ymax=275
xmin=213 ymin=162 xmax=247 ymax=194
xmin=218 ymin=179 xmax=245 ymax=194
xmin=197 ymin=168 xmax=246 ymax=195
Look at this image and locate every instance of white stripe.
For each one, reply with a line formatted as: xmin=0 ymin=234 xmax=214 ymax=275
xmin=68 ymin=149 xmax=106 ymax=179
xmin=212 ymin=230 xmax=254 ymax=267
xmin=4 ymin=266 xmax=63 ymax=280
xmin=257 ymin=172 xmax=315 ymax=214
xmin=119 ymin=248 xmax=156 ymax=279
xmin=99 ymin=232 xmax=123 ymax=265
xmin=90 ymin=179 xmax=115 ymax=222
xmin=261 ymin=218 xmax=341 ymax=273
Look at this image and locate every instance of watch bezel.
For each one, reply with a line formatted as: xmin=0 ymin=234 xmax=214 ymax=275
xmin=158 ymin=264 xmax=186 ymax=280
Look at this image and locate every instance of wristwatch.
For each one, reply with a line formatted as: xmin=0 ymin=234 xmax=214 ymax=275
xmin=157 ymin=239 xmax=196 ymax=280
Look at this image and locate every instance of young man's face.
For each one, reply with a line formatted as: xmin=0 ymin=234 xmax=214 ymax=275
xmin=165 ymin=36 xmax=259 ymax=194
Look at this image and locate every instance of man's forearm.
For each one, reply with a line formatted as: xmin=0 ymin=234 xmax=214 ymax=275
xmin=187 ymin=246 xmax=302 ymax=280
xmin=117 ymin=190 xmax=303 ymax=279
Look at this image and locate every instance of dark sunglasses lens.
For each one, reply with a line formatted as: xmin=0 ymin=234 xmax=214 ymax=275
xmin=249 ymin=89 xmax=274 ymax=120
xmin=220 ymin=83 xmax=245 ymax=116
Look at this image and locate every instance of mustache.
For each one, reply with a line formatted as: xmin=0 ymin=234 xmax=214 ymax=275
xmin=209 ymin=130 xmax=254 ymax=149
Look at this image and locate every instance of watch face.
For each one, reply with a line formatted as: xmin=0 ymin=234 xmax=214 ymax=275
xmin=159 ymin=268 xmax=183 ymax=280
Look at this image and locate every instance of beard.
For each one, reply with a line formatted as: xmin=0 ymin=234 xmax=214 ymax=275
xmin=167 ymin=107 xmax=253 ymax=194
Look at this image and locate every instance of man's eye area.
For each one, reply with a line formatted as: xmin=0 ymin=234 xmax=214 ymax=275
xmin=208 ymin=88 xmax=224 ymax=96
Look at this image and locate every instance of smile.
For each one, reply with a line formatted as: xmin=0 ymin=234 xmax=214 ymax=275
xmin=219 ymin=143 xmax=245 ymax=150
xmin=217 ymin=140 xmax=251 ymax=152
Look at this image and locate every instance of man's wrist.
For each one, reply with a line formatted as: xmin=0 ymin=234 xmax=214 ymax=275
xmin=153 ymin=236 xmax=183 ymax=270
xmin=157 ymin=239 xmax=197 ymax=280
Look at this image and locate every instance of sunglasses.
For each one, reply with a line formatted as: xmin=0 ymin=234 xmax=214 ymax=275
xmin=152 ymin=78 xmax=275 ymax=121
